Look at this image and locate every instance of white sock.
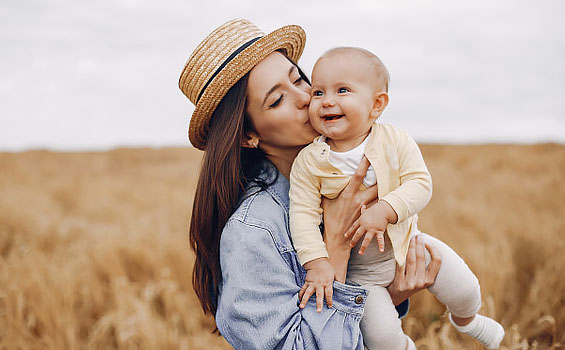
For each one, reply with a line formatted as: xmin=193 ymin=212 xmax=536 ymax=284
xmin=449 ymin=313 xmax=505 ymax=349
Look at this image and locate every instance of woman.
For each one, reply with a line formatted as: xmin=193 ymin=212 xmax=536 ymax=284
xmin=179 ymin=19 xmax=441 ymax=349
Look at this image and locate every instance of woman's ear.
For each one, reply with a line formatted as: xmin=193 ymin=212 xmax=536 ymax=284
xmin=241 ymin=131 xmax=260 ymax=149
xmin=370 ymin=92 xmax=389 ymax=119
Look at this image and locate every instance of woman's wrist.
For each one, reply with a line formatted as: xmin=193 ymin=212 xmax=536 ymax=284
xmin=324 ymin=237 xmax=351 ymax=283
xmin=387 ymin=283 xmax=412 ymax=306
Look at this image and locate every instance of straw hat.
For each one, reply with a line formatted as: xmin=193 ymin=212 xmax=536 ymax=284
xmin=179 ymin=19 xmax=306 ymax=150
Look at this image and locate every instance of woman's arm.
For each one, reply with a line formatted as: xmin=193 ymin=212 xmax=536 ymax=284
xmin=216 ymin=218 xmax=366 ymax=350
xmin=388 ymin=234 xmax=442 ymax=306
xmin=321 ymin=158 xmax=441 ymax=309
xmin=321 ymin=157 xmax=379 ymax=282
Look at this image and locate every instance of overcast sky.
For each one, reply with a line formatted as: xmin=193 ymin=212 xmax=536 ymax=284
xmin=1 ymin=0 xmax=564 ymax=150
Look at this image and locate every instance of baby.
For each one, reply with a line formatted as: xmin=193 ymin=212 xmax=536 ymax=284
xmin=289 ymin=47 xmax=504 ymax=349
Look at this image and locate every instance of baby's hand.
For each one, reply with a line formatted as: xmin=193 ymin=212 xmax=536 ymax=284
xmin=299 ymin=258 xmax=335 ymax=312
xmin=345 ymin=201 xmax=397 ymax=255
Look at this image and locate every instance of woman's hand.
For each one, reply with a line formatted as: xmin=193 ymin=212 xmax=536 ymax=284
xmin=387 ymin=235 xmax=442 ymax=306
xmin=321 ymin=157 xmax=379 ymax=282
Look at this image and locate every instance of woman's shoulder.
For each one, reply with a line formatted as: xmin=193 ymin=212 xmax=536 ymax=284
xmin=223 ymin=182 xmax=294 ymax=253
xmin=230 ymin=187 xmax=285 ymax=225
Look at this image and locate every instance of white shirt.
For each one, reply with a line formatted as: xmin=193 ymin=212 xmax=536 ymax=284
xmin=325 ymin=135 xmax=377 ymax=188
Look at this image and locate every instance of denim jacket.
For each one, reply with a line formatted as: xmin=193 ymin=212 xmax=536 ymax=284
xmin=215 ymin=166 xmax=408 ymax=349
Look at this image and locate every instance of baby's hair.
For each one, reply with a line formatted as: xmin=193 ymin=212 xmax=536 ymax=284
xmin=321 ymin=47 xmax=390 ymax=92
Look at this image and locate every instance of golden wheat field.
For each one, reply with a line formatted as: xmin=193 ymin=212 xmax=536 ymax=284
xmin=0 ymin=144 xmax=563 ymax=349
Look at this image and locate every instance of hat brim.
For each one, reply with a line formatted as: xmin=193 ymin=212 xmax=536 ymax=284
xmin=188 ymin=25 xmax=306 ymax=150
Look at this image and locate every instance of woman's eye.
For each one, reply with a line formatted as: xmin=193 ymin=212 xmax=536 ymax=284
xmin=338 ymin=87 xmax=349 ymax=93
xmin=312 ymin=90 xmax=323 ymax=97
xmin=269 ymin=94 xmax=283 ymax=108
xmin=294 ymin=76 xmax=303 ymax=84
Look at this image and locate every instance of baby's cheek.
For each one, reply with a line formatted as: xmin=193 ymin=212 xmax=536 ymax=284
xmin=308 ymin=110 xmax=320 ymax=128
xmin=308 ymin=104 xmax=317 ymax=118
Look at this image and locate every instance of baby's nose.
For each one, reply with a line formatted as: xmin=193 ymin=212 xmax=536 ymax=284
xmin=322 ymin=95 xmax=335 ymax=107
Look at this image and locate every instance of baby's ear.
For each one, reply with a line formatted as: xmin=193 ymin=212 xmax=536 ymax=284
xmin=370 ymin=92 xmax=389 ymax=119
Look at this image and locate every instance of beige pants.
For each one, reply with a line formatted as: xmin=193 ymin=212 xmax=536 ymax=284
xmin=348 ymin=233 xmax=481 ymax=350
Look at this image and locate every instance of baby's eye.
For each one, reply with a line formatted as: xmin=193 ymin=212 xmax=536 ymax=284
xmin=312 ymin=90 xmax=323 ymax=97
xmin=294 ymin=76 xmax=303 ymax=84
xmin=338 ymin=87 xmax=349 ymax=94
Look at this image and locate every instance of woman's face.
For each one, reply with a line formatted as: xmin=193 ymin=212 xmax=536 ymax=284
xmin=246 ymin=52 xmax=319 ymax=149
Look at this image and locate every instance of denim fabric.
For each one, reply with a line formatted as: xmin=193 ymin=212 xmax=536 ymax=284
xmin=215 ymin=166 xmax=408 ymax=350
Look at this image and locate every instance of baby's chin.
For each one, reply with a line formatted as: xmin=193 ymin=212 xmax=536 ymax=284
xmin=319 ymin=130 xmax=349 ymax=142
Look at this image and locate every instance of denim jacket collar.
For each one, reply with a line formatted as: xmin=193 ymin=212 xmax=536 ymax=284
xmin=250 ymin=162 xmax=290 ymax=212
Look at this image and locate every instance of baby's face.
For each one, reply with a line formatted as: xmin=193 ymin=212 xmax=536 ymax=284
xmin=309 ymin=53 xmax=379 ymax=149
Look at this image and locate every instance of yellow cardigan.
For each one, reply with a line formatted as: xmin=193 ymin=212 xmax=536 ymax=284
xmin=289 ymin=123 xmax=432 ymax=266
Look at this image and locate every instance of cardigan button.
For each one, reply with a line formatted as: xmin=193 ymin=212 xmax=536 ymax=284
xmin=354 ymin=295 xmax=364 ymax=304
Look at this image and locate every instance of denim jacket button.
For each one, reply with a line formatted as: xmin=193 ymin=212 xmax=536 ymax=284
xmin=354 ymin=295 xmax=364 ymax=304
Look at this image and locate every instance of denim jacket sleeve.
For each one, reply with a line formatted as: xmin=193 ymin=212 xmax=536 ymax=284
xmin=216 ymin=217 xmax=367 ymax=350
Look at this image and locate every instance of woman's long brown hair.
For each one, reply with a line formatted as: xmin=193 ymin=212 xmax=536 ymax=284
xmin=189 ymin=53 xmax=310 ymax=320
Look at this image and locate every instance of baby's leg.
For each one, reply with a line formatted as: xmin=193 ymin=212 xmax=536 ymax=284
xmin=361 ymin=285 xmax=415 ymax=350
xmin=419 ymin=233 xmax=504 ymax=349
xmin=418 ymin=233 xmax=482 ymax=318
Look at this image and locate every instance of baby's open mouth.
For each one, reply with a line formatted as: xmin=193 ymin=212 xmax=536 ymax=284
xmin=322 ymin=114 xmax=344 ymax=121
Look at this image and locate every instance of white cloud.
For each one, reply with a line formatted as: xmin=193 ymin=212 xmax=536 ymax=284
xmin=0 ymin=0 xmax=564 ymax=150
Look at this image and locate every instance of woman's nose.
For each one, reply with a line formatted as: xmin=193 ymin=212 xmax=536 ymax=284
xmin=295 ymin=87 xmax=310 ymax=109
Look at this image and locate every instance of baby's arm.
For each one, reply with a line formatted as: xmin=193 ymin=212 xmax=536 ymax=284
xmin=346 ymin=128 xmax=432 ymax=254
xmin=380 ymin=127 xmax=433 ymax=223
xmin=289 ymin=149 xmax=335 ymax=311
xmin=345 ymin=201 xmax=397 ymax=254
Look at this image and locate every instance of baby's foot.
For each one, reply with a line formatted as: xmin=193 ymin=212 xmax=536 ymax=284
xmin=449 ymin=313 xmax=505 ymax=349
